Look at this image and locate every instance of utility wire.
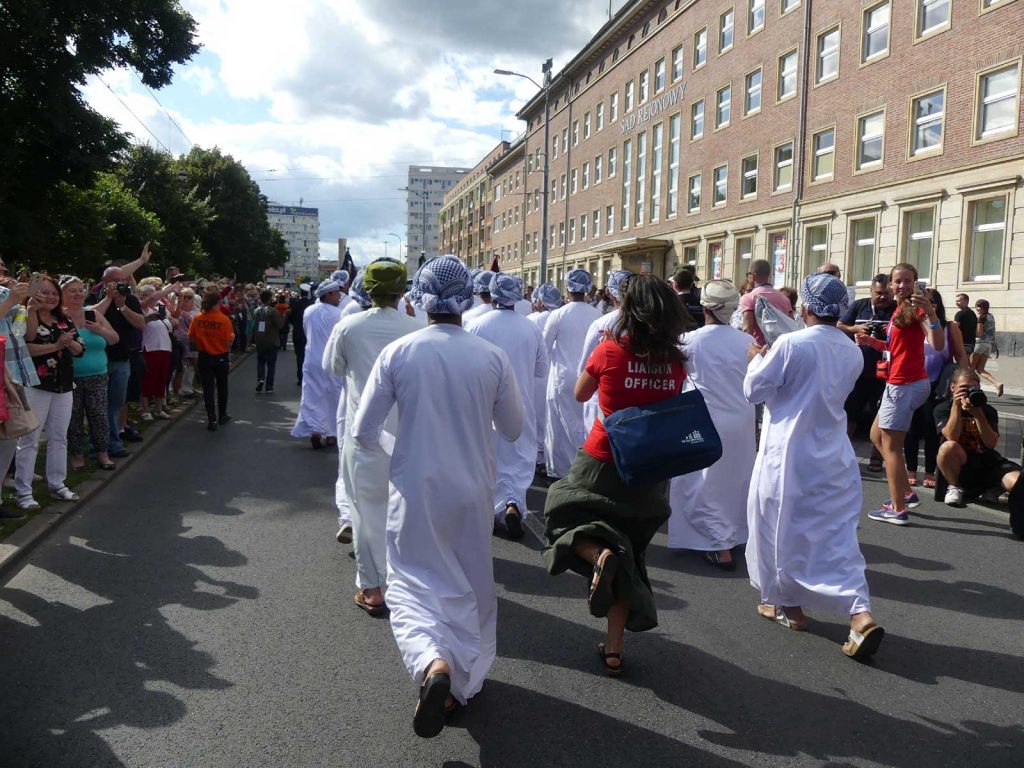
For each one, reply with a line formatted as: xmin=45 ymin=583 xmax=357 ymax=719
xmin=132 ymin=70 xmax=196 ymax=149
xmin=97 ymin=75 xmax=171 ymax=153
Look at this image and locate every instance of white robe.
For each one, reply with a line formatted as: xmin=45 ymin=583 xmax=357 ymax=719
xmin=513 ymin=298 xmax=533 ymax=317
xmin=668 ymin=325 xmax=756 ymax=551
xmin=467 ymin=309 xmax=549 ymax=521
xmin=352 ymin=324 xmax=524 ymax=704
xmin=292 ymin=300 xmax=343 ymax=438
xmin=578 ymin=308 xmax=619 ymax=439
xmin=542 ymin=301 xmax=600 ymax=478
xmin=340 ymin=300 xmax=362 ymax=319
xmin=327 ymin=307 xmax=421 ymax=590
xmin=743 ymin=324 xmax=871 ymax=616
xmin=527 ymin=311 xmax=553 ymax=463
xmin=462 ymin=301 xmax=492 ymax=325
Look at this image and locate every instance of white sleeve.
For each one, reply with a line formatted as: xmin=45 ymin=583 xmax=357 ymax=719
xmin=492 ymin=351 xmax=525 ymax=442
xmin=322 ymin=321 xmax=347 ymax=378
xmin=352 ymin=351 xmax=396 ymax=451
xmin=743 ymin=339 xmax=788 ymax=405
xmin=533 ymin=324 xmax=550 ymax=380
xmin=578 ymin=322 xmax=600 ymax=376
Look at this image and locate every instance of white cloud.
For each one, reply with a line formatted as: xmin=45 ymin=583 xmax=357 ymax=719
xmin=180 ymin=65 xmax=217 ymax=95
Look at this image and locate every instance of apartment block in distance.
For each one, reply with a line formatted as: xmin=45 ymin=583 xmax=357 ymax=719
xmin=406 ymin=165 xmax=469 ymax=268
xmin=481 ymin=0 xmax=1024 ymax=341
xmin=266 ymin=204 xmax=320 ymax=283
xmin=439 ymin=142 xmax=514 ymax=269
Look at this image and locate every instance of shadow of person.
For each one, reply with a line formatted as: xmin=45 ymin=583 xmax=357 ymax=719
xmin=858 ymin=543 xmax=954 ymax=572
xmin=865 ymin=567 xmax=1024 ymax=619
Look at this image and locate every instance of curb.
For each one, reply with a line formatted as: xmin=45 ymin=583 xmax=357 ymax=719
xmin=0 ymin=352 xmax=252 ymax=579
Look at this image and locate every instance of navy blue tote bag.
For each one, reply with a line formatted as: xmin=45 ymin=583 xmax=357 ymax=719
xmin=602 ymin=388 xmax=723 ymax=487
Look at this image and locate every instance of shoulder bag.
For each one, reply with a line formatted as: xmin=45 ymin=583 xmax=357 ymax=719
xmin=0 ymin=338 xmax=39 ymax=440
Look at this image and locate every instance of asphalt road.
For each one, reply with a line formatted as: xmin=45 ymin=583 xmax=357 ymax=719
xmin=2 ymin=350 xmax=1023 ymax=768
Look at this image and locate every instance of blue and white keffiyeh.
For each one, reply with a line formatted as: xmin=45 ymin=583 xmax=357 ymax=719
xmin=316 ymin=280 xmax=341 ymax=298
xmin=416 ymin=255 xmax=474 ymax=315
xmin=490 ymin=273 xmax=522 ymax=307
xmin=801 ymin=273 xmax=849 ymax=318
xmin=330 ymin=269 xmax=350 ymax=286
xmin=535 ymin=283 xmax=562 ymax=310
xmin=607 ymin=270 xmax=633 ymax=302
xmin=348 ymin=273 xmax=372 ymax=308
xmin=565 ymin=268 xmax=592 ymax=294
xmin=473 ymin=270 xmax=495 ymax=294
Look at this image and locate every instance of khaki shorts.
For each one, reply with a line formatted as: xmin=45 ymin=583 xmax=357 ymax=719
xmin=878 ymin=379 xmax=931 ymax=432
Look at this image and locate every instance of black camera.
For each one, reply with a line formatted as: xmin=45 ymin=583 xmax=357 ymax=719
xmin=966 ymin=387 xmax=988 ymax=408
xmin=863 ymin=319 xmax=888 ymax=340
xmin=115 ymin=282 xmax=131 ymax=297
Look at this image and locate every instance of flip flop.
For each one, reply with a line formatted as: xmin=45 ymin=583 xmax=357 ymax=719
xmin=842 ymin=624 xmax=885 ymax=659
xmin=703 ymin=550 xmax=737 ymax=571
xmin=588 ymin=549 xmax=618 ymax=618
xmin=503 ymin=504 xmax=524 ymax=540
xmin=597 ymin=643 xmax=623 ymax=677
xmin=756 ymin=603 xmax=808 ymax=631
xmin=353 ymin=590 xmax=387 ymax=617
xmin=413 ymin=672 xmax=451 ymax=738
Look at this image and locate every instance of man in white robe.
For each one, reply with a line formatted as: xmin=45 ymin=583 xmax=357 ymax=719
xmin=467 ymin=273 xmax=549 ymax=539
xmin=542 ymin=269 xmax=600 ymax=478
xmin=461 ymin=270 xmax=494 ymax=325
xmin=326 ymin=260 xmax=421 ymax=615
xmin=353 ymin=255 xmax=524 ymax=737
xmin=528 ymin=284 xmax=562 ymax=466
xmin=743 ymin=273 xmax=884 ymax=660
xmin=668 ymin=280 xmax=755 ymax=569
xmin=291 ymin=280 xmax=344 ymax=449
xmin=578 ymin=270 xmax=632 ymax=438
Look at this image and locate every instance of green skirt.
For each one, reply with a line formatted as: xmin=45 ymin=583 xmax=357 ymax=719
xmin=542 ymin=450 xmax=670 ymax=632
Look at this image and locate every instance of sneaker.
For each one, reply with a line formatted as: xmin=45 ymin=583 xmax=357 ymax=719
xmin=0 ymin=507 xmax=27 ymax=521
xmin=883 ymin=491 xmax=920 ymax=509
xmin=256 ymin=380 xmax=265 ymax=393
xmin=140 ymin=412 xmax=154 ymax=422
xmin=207 ymin=421 xmax=218 ymax=432
xmin=121 ymin=429 xmax=143 ymax=443
xmin=868 ymin=503 xmax=909 ymax=526
xmin=218 ymin=414 xmax=232 ymax=425
xmin=156 ymin=411 xmax=171 ymax=420
xmin=266 ymin=385 xmax=274 ymax=393
xmin=944 ymin=485 xmax=964 ymax=506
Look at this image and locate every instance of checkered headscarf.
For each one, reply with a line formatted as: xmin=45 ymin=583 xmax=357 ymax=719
xmin=535 ymin=283 xmax=562 ymax=310
xmin=490 ymin=273 xmax=522 ymax=307
xmin=348 ymin=273 xmax=372 ymax=308
xmin=415 ymin=255 xmax=474 ymax=315
xmin=607 ymin=270 xmax=633 ymax=302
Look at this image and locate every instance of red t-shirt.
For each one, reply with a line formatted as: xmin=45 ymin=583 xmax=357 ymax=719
xmin=887 ymin=307 xmax=928 ymax=385
xmin=582 ymin=339 xmax=688 ymax=463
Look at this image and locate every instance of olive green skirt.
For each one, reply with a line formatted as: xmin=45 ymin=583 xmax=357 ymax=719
xmin=542 ymin=450 xmax=670 ymax=632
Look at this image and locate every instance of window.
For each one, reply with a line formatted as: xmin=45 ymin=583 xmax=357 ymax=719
xmin=635 ymin=130 xmax=647 ymax=224
xmin=774 ymin=142 xmax=793 ymax=191
xmin=551 ymin=179 xmax=557 ymax=200
xmin=782 ymin=0 xmax=800 ymax=11
xmin=691 ymin=99 xmax=705 ymax=138
xmin=769 ymin=232 xmax=788 ymax=287
xmin=688 ymin=173 xmax=702 ymax=212
xmin=569 ymin=218 xmax=576 ymax=243
xmin=720 ymin=8 xmax=735 ymax=52
xmin=916 ymin=0 xmax=950 ymax=38
xmin=596 ymin=102 xmax=605 ymax=131
xmin=608 ymin=146 xmax=617 ymax=177
xmin=610 ymin=92 xmax=619 ymax=121
xmin=967 ymin=196 xmax=1007 ymax=280
xmin=606 ymin=204 xmax=614 ymax=235
xmin=716 ymin=85 xmax=732 ymax=128
xmin=982 ymin=0 xmax=1014 ymax=8
xmin=778 ymin=50 xmax=798 ymax=100
xmin=694 ymin=27 xmax=708 ymax=68
xmin=812 ymin=127 xmax=835 ymax=180
xmin=559 ymin=221 xmax=566 ymax=245
xmin=552 ymin=137 xmax=558 ymax=160
xmin=804 ymin=224 xmax=828 ymax=275
xmin=571 ymin=169 xmax=578 ymax=194
xmin=572 ymin=120 xmax=579 ymax=146
xmin=650 ymin=123 xmax=663 ymax=222
xmin=749 ymin=0 xmax=765 ymax=34
xmin=584 ymin=112 xmax=592 ymax=139
xmin=862 ymin=2 xmax=890 ymax=62
xmin=594 ymin=154 xmax=603 ymax=183
xmin=581 ymin=214 xmax=587 ymax=241
xmin=639 ymin=70 xmax=649 ymax=103
xmin=741 ymin=154 xmax=758 ymax=198
xmin=668 ymin=114 xmax=680 ymax=216
xmin=745 ymin=68 xmax=762 ymax=114
xmin=849 ymin=217 xmax=877 ymax=283
xmin=655 ymin=59 xmax=666 ymax=92
xmin=672 ymin=46 xmax=684 ymax=81
xmin=713 ymin=164 xmax=728 ymax=205
xmin=560 ymin=173 xmax=567 ymax=199
xmin=976 ymin=64 xmax=1020 ymax=141
xmin=735 ymin=236 xmax=753 ymax=282
xmin=621 ymin=138 xmax=632 ymax=229
xmin=817 ymin=27 xmax=840 ymax=83
xmin=593 ymin=210 xmax=600 ymax=238
xmin=910 ymin=89 xmax=945 ymax=155
xmin=562 ymin=128 xmax=569 ymax=152
xmin=902 ymin=208 xmax=935 ymax=276
xmin=626 ymin=80 xmax=635 ymax=111
xmin=582 ymin=163 xmax=590 ymax=189
xmin=856 ymin=110 xmax=885 ymax=170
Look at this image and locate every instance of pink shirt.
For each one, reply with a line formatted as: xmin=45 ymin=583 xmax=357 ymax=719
xmin=739 ymin=284 xmax=793 ymax=345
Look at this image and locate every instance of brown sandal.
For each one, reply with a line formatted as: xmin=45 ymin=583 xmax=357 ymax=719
xmin=597 ymin=643 xmax=623 ymax=677
xmin=354 ymin=590 xmax=387 ymax=617
xmin=757 ymin=603 xmax=808 ymax=631
xmin=588 ymin=549 xmax=618 ymax=618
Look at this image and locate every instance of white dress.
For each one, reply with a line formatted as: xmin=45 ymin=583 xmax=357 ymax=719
xmin=744 ymin=324 xmax=872 ymax=616
xmin=527 ymin=311 xmax=553 ymax=463
xmin=291 ymin=300 xmax=343 ymax=438
xmin=352 ymin=324 xmax=524 ymax=704
xmin=467 ymin=309 xmax=549 ymax=521
xmin=578 ymin=308 xmax=619 ymax=439
xmin=668 ymin=324 xmax=756 ymax=552
xmin=542 ymin=301 xmax=600 ymax=478
xmin=326 ymin=307 xmax=422 ymax=590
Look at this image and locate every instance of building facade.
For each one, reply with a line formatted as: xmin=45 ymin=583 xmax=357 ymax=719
xmin=266 ymin=204 xmax=320 ymax=283
xmin=439 ymin=143 xmax=512 ymax=269
xmin=406 ymin=165 xmax=470 ymax=267
xmin=491 ymin=0 xmax=1024 ymax=336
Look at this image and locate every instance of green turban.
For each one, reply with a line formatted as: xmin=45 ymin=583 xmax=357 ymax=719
xmin=363 ymin=260 xmax=407 ymax=299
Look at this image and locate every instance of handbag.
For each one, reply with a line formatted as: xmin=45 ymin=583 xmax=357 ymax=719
xmin=603 ymin=388 xmax=723 ymax=487
xmin=0 ymin=366 xmax=39 ymax=440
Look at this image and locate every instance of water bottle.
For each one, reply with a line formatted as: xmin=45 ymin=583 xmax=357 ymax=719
xmin=11 ymin=306 xmax=27 ymax=338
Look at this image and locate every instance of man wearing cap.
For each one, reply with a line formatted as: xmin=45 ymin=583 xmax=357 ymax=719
xmin=462 ymin=270 xmax=495 ymax=324
xmin=668 ymin=279 xmax=755 ymax=570
xmin=743 ymin=273 xmax=883 ymax=660
xmin=353 ymin=255 xmax=523 ymax=738
xmin=542 ymin=269 xmax=600 ymax=479
xmin=577 ymin=269 xmax=633 ymax=438
xmin=467 ymin=273 xmax=549 ymax=539
xmin=669 ymin=268 xmax=704 ymax=329
xmin=325 ymin=259 xmax=421 ymax=615
xmin=291 ymin=279 xmax=344 ymax=449
xmin=289 ymin=284 xmax=314 ymax=384
xmin=529 ymin=284 xmax=563 ymax=468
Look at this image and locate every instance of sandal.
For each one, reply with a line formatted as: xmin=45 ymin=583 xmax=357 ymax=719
xmin=756 ymin=603 xmax=808 ymax=631
xmin=98 ymin=461 xmax=116 ymax=471
xmin=867 ymin=458 xmax=883 ymax=473
xmin=597 ymin=643 xmax=623 ymax=677
xmin=354 ymin=590 xmax=388 ymax=617
xmin=413 ymin=671 xmax=451 ymax=739
xmin=49 ymin=486 xmax=79 ymax=502
xmin=842 ymin=624 xmax=885 ymax=659
xmin=923 ymin=474 xmax=936 ymax=489
xmin=907 ymin=471 xmax=918 ymax=487
xmin=703 ymin=550 xmax=737 ymax=571
xmin=588 ymin=549 xmax=618 ymax=619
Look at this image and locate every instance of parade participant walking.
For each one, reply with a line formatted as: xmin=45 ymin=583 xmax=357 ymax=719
xmin=461 ymin=270 xmax=494 ymax=324
xmin=971 ymin=299 xmax=1003 ymax=398
xmin=188 ymin=292 xmax=234 ymax=431
xmin=467 ymin=273 xmax=549 ymax=539
xmin=353 ymin=255 xmax=523 ymax=738
xmin=291 ymin=280 xmax=344 ymax=450
xmin=744 ymin=273 xmax=883 ymax=659
xmin=542 ymin=269 xmax=600 ymax=478
xmin=668 ymin=280 xmax=754 ymax=569
xmin=578 ymin=270 xmax=632 ymax=436
xmin=252 ymin=290 xmax=284 ymax=393
xmin=528 ymin=284 xmax=562 ymax=469
xmin=341 ymin=273 xmax=372 ymax=318
xmin=326 ymin=259 xmax=420 ymax=617
xmin=289 ymin=285 xmax=313 ymax=384
xmin=543 ymin=274 xmax=688 ymax=676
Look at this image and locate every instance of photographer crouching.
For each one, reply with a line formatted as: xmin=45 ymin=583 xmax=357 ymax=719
xmin=936 ymin=369 xmax=1022 ymax=537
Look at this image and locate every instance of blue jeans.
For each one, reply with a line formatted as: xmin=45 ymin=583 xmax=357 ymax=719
xmin=256 ymin=347 xmax=278 ymax=388
xmin=107 ymin=360 xmax=131 ymax=453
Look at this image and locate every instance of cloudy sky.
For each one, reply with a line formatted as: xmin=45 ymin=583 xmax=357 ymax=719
xmin=83 ymin=0 xmax=623 ymax=266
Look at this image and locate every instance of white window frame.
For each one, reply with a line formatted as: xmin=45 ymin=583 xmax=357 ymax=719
xmin=594 ymin=154 xmax=603 ymax=184
xmin=773 ymin=141 xmax=794 ymax=192
xmin=584 ymin=112 xmax=592 ymax=140
xmin=716 ymin=84 xmax=732 ymax=129
xmin=974 ymin=61 xmax=1021 ymax=143
xmin=639 ymin=70 xmax=650 ymax=104
xmin=610 ymin=92 xmax=619 ymax=121
xmin=744 ymin=67 xmax=762 ymax=115
xmin=909 ymin=87 xmax=945 ymax=157
xmin=719 ymin=8 xmax=735 ymax=53
xmin=812 ymin=126 xmax=836 ymax=182
xmin=688 ymin=172 xmax=702 ymax=213
xmin=965 ymin=193 xmax=1010 ymax=282
xmin=777 ymin=49 xmax=798 ymax=101
xmin=741 ymin=153 xmax=758 ymax=199
xmin=748 ymin=0 xmax=765 ymax=35
xmin=899 ymin=206 xmax=937 ymax=279
xmin=694 ymin=26 xmax=708 ymax=69
xmin=915 ymin=0 xmax=951 ymax=41
xmin=691 ymin=98 xmax=705 ymax=139
xmin=672 ymin=46 xmax=684 ymax=82
xmin=861 ymin=1 xmax=890 ymax=64
xmin=626 ymin=80 xmax=635 ymax=112
xmin=848 ymin=216 xmax=878 ymax=285
xmin=855 ymin=109 xmax=886 ymax=172
xmin=667 ymin=113 xmax=680 ymax=217
xmin=713 ymin=163 xmax=728 ymax=206
xmin=816 ymin=26 xmax=840 ymax=84
xmin=655 ymin=58 xmax=666 ymax=93
xmin=582 ymin=162 xmax=590 ymax=190
xmin=596 ymin=102 xmax=605 ymax=131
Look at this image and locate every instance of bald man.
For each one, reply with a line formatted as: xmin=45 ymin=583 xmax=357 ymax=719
xmin=818 ymin=263 xmax=842 ymax=279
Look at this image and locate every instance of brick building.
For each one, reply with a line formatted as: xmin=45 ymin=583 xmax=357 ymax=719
xmin=439 ymin=142 xmax=511 ymax=269
xmin=482 ymin=0 xmax=1024 ymax=337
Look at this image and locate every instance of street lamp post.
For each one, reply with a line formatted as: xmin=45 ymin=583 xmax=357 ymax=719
xmin=494 ymin=59 xmax=552 ymax=285
xmin=387 ymin=232 xmax=402 ymax=262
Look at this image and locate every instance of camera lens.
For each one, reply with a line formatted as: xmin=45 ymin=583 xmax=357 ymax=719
xmin=967 ymin=387 xmax=987 ymax=408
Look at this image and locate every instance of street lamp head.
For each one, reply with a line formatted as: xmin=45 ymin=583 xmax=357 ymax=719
xmin=494 ymin=69 xmax=516 ymax=76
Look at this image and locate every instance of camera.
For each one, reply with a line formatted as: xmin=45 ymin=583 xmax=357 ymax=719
xmin=966 ymin=387 xmax=988 ymax=408
xmin=863 ymin=319 xmax=888 ymax=340
xmin=115 ymin=282 xmax=131 ymax=297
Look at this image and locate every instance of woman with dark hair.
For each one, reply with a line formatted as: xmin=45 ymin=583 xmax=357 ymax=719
xmin=971 ymin=299 xmax=1003 ymax=397
xmin=543 ymin=273 xmax=689 ymax=676
xmin=903 ymin=288 xmax=969 ymax=487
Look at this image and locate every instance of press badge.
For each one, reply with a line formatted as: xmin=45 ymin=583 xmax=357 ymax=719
xmin=257 ymin=321 xmax=266 ymax=333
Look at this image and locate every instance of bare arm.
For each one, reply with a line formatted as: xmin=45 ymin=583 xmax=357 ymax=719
xmin=121 ymin=242 xmax=152 ymax=278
